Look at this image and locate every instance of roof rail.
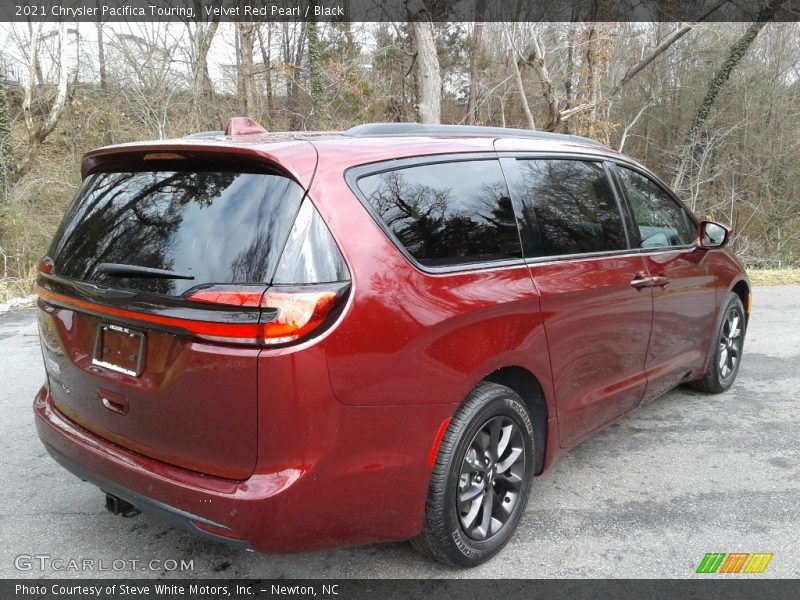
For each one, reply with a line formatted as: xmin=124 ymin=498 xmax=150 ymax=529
xmin=185 ymin=131 xmax=224 ymax=139
xmin=344 ymin=123 xmax=605 ymax=147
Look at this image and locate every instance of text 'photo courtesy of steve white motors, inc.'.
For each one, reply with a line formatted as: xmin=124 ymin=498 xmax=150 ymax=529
xmin=14 ymin=583 xmax=341 ymax=597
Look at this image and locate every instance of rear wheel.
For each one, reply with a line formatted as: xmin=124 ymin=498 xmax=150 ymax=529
xmin=412 ymin=383 xmax=535 ymax=567
xmin=690 ymin=292 xmax=746 ymax=394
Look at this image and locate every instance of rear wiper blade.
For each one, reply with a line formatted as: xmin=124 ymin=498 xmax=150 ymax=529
xmin=96 ymin=263 xmax=195 ymax=280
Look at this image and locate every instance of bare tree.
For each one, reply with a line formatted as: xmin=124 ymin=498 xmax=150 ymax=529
xmin=236 ymin=21 xmax=256 ymax=116
xmin=672 ymin=0 xmax=788 ymax=190
xmin=255 ymin=24 xmax=274 ymax=127
xmin=17 ymin=22 xmax=70 ymax=182
xmin=188 ymin=1 xmax=219 ymax=130
xmin=465 ymin=0 xmax=486 ymax=125
xmin=406 ymin=0 xmax=441 ymax=124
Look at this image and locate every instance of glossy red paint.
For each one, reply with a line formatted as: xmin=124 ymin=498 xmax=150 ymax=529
xmin=33 ymin=128 xmax=749 ymax=554
xmin=528 ymin=254 xmax=653 ymax=448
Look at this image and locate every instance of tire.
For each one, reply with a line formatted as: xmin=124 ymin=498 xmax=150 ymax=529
xmin=689 ymin=292 xmax=746 ymax=394
xmin=411 ymin=382 xmax=535 ymax=568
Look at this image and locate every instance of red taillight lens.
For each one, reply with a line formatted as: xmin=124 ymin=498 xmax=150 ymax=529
xmin=38 ymin=257 xmax=54 ymax=275
xmin=261 ymin=289 xmax=339 ymax=345
xmin=187 ymin=287 xmax=264 ymax=307
xmin=187 ymin=284 xmax=345 ymax=346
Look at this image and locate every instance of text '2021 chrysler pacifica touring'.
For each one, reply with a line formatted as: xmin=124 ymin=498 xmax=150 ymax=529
xmin=33 ymin=119 xmax=750 ymax=567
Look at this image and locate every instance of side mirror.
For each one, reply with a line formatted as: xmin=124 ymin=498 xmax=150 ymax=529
xmin=699 ymin=221 xmax=730 ymax=249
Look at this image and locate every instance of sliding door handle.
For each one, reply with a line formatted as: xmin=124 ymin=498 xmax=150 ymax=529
xmin=630 ymin=274 xmax=654 ymax=290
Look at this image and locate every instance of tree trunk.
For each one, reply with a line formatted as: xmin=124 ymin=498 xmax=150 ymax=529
xmin=406 ymin=0 xmax=441 ymax=124
xmin=284 ymin=22 xmax=306 ymax=130
xmin=0 ymin=77 xmax=13 ymax=198
xmin=465 ymin=0 xmax=486 ymax=125
xmin=256 ymin=24 xmax=274 ymax=128
xmin=96 ymin=21 xmax=107 ymax=91
xmin=306 ymin=2 xmax=324 ymax=128
xmin=236 ymin=22 xmax=256 ymax=117
xmin=189 ymin=3 xmax=218 ymax=131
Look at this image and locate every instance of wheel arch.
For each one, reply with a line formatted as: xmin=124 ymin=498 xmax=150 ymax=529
xmin=481 ymin=366 xmax=549 ymax=475
xmin=730 ymin=278 xmax=751 ymax=325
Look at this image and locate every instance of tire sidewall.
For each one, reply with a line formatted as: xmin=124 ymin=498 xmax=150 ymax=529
xmin=441 ymin=393 xmax=534 ymax=565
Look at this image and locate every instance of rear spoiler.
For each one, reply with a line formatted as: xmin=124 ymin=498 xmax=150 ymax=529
xmin=80 ymin=140 xmax=318 ymax=190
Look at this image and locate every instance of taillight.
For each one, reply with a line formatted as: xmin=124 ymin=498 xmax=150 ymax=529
xmin=38 ymin=257 xmax=54 ymax=275
xmin=186 ymin=284 xmax=346 ymax=346
xmin=187 ymin=286 xmax=264 ymax=307
xmin=261 ymin=289 xmax=339 ymax=345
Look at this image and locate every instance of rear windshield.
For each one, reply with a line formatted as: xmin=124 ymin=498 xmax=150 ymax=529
xmin=49 ymin=170 xmax=305 ymax=296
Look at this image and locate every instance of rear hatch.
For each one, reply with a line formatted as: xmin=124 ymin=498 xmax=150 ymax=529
xmin=37 ymin=147 xmax=324 ymax=479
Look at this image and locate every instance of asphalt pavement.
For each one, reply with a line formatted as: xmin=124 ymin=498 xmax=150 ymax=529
xmin=1 ymin=286 xmax=798 ymax=579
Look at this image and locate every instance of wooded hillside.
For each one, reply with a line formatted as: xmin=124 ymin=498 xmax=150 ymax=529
xmin=0 ymin=19 xmax=798 ymax=299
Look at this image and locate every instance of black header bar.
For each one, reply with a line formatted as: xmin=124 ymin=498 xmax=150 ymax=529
xmin=2 ymin=0 xmax=799 ymax=22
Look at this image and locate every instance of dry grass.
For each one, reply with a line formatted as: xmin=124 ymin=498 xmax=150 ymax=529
xmin=0 ymin=266 xmax=36 ymax=304
xmin=746 ymin=268 xmax=800 ymax=286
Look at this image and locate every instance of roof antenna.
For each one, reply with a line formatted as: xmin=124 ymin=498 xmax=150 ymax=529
xmin=224 ymin=117 xmax=268 ymax=136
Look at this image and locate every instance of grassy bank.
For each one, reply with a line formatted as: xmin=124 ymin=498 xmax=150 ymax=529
xmin=746 ymin=268 xmax=800 ymax=286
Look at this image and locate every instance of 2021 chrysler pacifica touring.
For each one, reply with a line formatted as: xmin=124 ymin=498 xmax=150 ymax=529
xmin=33 ymin=120 xmax=750 ymax=567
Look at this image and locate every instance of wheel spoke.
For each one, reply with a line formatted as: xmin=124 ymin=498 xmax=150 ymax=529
xmin=719 ymin=348 xmax=729 ymax=372
xmin=488 ymin=419 xmax=503 ymax=461
xmin=497 ymin=423 xmax=513 ymax=459
xmin=460 ymin=495 xmax=482 ymax=528
xmin=492 ymin=488 xmax=511 ymax=521
xmin=502 ymin=470 xmax=523 ymax=491
xmin=495 ymin=446 xmax=523 ymax=474
xmin=459 ymin=483 xmax=484 ymax=504
xmin=729 ymin=315 xmax=740 ymax=337
xmin=475 ymin=489 xmax=494 ymax=540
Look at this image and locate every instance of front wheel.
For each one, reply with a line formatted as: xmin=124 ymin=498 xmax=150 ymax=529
xmin=690 ymin=292 xmax=746 ymax=394
xmin=411 ymin=382 xmax=535 ymax=567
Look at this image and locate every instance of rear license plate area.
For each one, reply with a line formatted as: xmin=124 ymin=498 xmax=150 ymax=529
xmin=92 ymin=324 xmax=145 ymax=377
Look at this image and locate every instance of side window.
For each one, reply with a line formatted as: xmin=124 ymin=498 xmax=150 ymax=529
xmin=272 ymin=198 xmax=350 ymax=284
xmin=616 ymin=167 xmax=695 ymax=248
xmin=516 ymin=159 xmax=628 ymax=257
xmin=357 ymin=160 xmax=522 ymax=267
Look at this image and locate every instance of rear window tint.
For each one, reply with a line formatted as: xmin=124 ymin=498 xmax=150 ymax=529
xmin=356 ymin=160 xmax=521 ymax=267
xmin=516 ymin=159 xmax=628 ymax=257
xmin=49 ymin=171 xmax=304 ymax=296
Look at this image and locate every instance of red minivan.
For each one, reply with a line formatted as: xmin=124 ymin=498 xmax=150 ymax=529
xmin=34 ymin=121 xmax=750 ymax=567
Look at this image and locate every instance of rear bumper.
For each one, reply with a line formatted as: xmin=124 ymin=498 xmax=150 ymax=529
xmin=42 ymin=440 xmax=251 ymax=550
xmin=34 ymin=384 xmax=455 ymax=553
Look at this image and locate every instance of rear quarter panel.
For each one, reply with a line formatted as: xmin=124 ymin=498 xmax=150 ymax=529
xmin=307 ymin=146 xmax=556 ymax=417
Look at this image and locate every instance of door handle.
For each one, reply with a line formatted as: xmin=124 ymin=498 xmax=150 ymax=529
xmin=630 ymin=274 xmax=654 ymax=290
xmin=651 ymin=275 xmax=671 ymax=288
